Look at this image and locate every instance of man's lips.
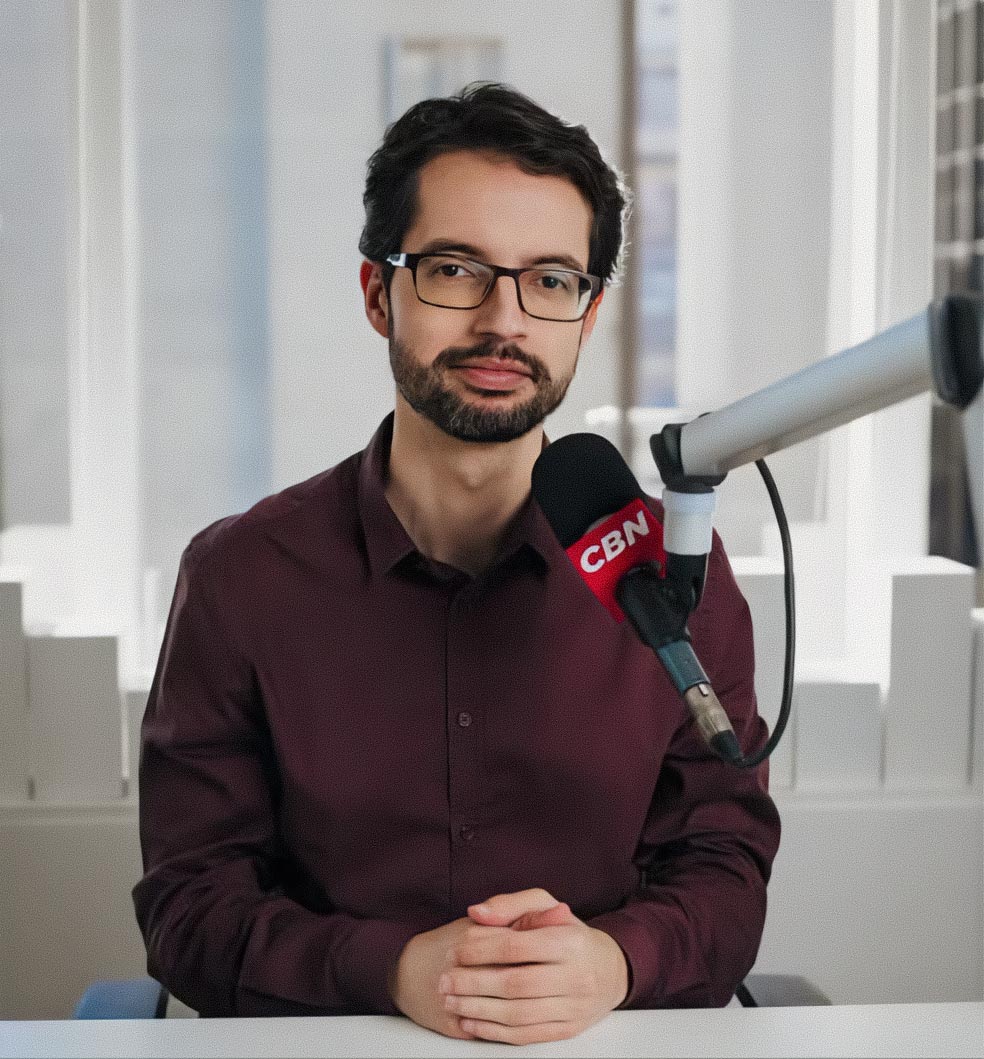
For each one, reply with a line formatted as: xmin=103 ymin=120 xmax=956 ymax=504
xmin=451 ymin=359 xmax=534 ymax=391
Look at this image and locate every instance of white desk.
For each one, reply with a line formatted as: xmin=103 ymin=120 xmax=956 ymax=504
xmin=0 ymin=1003 xmax=981 ymax=1058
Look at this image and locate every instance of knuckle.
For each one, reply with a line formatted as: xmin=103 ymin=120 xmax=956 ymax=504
xmin=573 ymin=942 xmax=594 ymax=967
xmin=571 ymin=931 xmax=591 ymax=956
xmin=502 ymin=966 xmax=526 ymax=997
xmin=512 ymin=966 xmax=536 ymax=994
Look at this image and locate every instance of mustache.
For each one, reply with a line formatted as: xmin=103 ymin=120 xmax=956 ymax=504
xmin=434 ymin=341 xmax=549 ymax=384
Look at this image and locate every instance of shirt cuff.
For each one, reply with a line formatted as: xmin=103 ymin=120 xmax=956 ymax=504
xmin=332 ymin=917 xmax=422 ymax=1015
xmin=588 ymin=907 xmax=665 ymax=1009
xmin=590 ymin=902 xmax=721 ymax=1008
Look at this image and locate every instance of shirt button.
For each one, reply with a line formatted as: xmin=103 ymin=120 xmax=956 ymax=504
xmin=459 ymin=825 xmax=475 ymax=842
xmin=457 ymin=711 xmax=472 ymax=728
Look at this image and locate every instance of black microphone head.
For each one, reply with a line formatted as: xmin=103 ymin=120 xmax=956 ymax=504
xmin=531 ymin=432 xmax=645 ymax=548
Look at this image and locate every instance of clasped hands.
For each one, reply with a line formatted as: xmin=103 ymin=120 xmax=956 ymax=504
xmin=389 ymin=887 xmax=629 ymax=1045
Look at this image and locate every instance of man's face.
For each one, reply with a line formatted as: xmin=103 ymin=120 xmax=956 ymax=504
xmin=363 ymin=150 xmax=602 ymax=443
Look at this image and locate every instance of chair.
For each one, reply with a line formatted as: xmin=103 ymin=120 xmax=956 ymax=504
xmin=73 ymin=976 xmax=169 ymax=1019
xmin=73 ymin=973 xmax=829 ymax=1018
xmin=736 ymin=974 xmax=831 ymax=1007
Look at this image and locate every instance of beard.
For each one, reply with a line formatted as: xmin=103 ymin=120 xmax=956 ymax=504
xmin=389 ymin=336 xmax=576 ymax=443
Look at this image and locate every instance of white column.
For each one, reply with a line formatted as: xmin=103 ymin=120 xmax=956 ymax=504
xmin=675 ymin=0 xmax=739 ymax=411
xmin=817 ymin=0 xmax=882 ymax=661
xmin=808 ymin=0 xmax=936 ymax=676
xmin=675 ymin=0 xmax=836 ymax=556
xmin=67 ymin=0 xmax=141 ymax=679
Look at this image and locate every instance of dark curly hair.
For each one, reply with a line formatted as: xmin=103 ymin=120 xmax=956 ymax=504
xmin=359 ymin=83 xmax=628 ymax=287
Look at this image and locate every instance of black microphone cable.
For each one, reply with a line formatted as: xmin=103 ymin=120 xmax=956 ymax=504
xmin=734 ymin=457 xmax=795 ymax=769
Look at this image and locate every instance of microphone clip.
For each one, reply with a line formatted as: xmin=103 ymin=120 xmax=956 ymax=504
xmin=650 ymin=422 xmax=726 ymax=493
xmin=615 ymin=564 xmax=695 ymax=648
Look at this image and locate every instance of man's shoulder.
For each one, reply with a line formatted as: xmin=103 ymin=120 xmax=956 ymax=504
xmin=184 ymin=451 xmax=363 ymax=571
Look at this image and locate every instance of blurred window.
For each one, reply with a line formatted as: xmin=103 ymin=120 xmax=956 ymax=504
xmin=0 ymin=2 xmax=73 ymax=524
xmin=932 ymin=0 xmax=980 ymax=577
xmin=632 ymin=0 xmax=679 ymax=407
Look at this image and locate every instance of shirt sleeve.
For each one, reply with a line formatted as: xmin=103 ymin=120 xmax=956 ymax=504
xmin=587 ymin=534 xmax=781 ymax=1008
xmin=132 ymin=532 xmax=418 ymax=1016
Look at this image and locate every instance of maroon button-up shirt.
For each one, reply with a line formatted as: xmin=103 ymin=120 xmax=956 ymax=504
xmin=134 ymin=414 xmax=780 ymax=1017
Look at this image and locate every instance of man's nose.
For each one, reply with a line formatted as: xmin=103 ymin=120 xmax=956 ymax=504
xmin=473 ymin=275 xmax=529 ymax=338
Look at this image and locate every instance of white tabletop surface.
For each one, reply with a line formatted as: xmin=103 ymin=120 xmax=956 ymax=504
xmin=0 ymin=1002 xmax=981 ymax=1058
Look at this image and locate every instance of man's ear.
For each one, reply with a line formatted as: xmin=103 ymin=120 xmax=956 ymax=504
xmin=580 ymin=288 xmax=605 ymax=344
xmin=361 ymin=260 xmax=389 ymax=339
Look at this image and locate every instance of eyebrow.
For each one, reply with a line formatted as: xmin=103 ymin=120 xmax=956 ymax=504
xmin=413 ymin=239 xmax=589 ymax=274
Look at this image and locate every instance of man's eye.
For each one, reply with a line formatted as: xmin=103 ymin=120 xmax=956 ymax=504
xmin=537 ymin=272 xmax=573 ymax=292
xmin=424 ymin=258 xmax=478 ymax=279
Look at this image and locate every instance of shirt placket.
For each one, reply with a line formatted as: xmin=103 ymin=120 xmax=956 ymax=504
xmin=444 ymin=582 xmax=486 ymax=916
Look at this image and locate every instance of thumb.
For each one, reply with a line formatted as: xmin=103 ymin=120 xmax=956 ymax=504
xmin=511 ymin=902 xmax=577 ymax=931
xmin=467 ymin=888 xmax=561 ymax=927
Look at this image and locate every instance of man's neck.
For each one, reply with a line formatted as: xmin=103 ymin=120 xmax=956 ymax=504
xmin=385 ymin=397 xmax=543 ymax=577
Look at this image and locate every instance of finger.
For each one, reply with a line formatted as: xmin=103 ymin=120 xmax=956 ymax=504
xmin=453 ymin=925 xmax=569 ymax=967
xmin=445 ymin=993 xmax=574 ymax=1027
xmin=459 ymin=1018 xmax=578 ymax=1046
xmin=512 ymin=902 xmax=577 ymax=931
xmin=443 ymin=961 xmax=571 ymax=1001
xmin=444 ymin=1016 xmax=477 ymax=1042
xmin=467 ymin=888 xmax=559 ymax=926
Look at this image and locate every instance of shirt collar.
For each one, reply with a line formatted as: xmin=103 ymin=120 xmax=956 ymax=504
xmin=356 ymin=413 xmax=556 ymax=580
xmin=356 ymin=413 xmax=418 ymax=578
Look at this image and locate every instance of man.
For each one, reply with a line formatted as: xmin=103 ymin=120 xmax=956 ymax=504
xmin=134 ymin=83 xmax=779 ymax=1045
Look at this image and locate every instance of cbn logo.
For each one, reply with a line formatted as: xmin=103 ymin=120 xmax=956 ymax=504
xmin=579 ymin=509 xmax=651 ymax=573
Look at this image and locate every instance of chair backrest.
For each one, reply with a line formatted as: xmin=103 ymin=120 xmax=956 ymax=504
xmin=73 ymin=977 xmax=169 ymax=1019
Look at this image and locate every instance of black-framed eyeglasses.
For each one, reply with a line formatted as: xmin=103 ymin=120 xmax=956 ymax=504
xmin=385 ymin=252 xmax=602 ymax=322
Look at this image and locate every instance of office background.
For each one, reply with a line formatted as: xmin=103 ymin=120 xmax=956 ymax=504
xmin=0 ymin=0 xmax=981 ymax=1019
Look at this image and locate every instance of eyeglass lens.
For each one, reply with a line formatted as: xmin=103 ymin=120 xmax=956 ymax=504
xmin=414 ymin=255 xmax=594 ymax=321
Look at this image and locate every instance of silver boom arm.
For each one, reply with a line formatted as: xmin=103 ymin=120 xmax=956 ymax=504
xmin=654 ymin=294 xmax=984 ymax=547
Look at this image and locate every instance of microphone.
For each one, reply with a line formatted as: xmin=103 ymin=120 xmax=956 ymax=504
xmin=531 ymin=433 xmax=744 ymax=766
